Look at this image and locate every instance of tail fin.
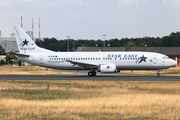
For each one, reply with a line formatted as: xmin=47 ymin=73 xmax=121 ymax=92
xmin=13 ymin=24 xmax=40 ymax=54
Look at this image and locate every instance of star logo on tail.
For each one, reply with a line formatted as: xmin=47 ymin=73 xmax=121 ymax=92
xmin=22 ymin=39 xmax=29 ymax=47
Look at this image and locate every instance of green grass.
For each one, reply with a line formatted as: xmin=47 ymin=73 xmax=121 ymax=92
xmin=6 ymin=80 xmax=116 ymax=89
xmin=0 ymin=89 xmax=98 ymax=100
xmin=120 ymin=68 xmax=180 ymax=76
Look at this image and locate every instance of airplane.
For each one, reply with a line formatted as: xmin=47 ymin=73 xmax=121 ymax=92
xmin=10 ymin=24 xmax=177 ymax=77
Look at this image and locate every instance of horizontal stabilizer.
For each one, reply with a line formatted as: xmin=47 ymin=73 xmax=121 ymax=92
xmin=8 ymin=52 xmax=30 ymax=57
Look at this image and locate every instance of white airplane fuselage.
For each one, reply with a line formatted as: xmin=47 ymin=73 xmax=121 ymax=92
xmin=16 ymin=51 xmax=176 ymax=70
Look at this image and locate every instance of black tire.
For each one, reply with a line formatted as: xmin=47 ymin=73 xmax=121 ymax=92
xmin=157 ymin=73 xmax=160 ymax=77
xmin=92 ymin=71 xmax=96 ymax=76
xmin=88 ymin=72 xmax=92 ymax=76
xmin=94 ymin=72 xmax=96 ymax=76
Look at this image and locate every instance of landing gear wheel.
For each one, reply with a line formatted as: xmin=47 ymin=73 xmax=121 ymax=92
xmin=92 ymin=71 xmax=96 ymax=76
xmin=88 ymin=72 xmax=92 ymax=76
xmin=157 ymin=73 xmax=160 ymax=77
xmin=88 ymin=71 xmax=96 ymax=76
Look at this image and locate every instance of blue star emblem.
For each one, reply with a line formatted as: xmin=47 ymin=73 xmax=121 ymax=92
xmin=22 ymin=39 xmax=29 ymax=47
xmin=107 ymin=66 xmax=110 ymax=69
xmin=138 ymin=55 xmax=147 ymax=64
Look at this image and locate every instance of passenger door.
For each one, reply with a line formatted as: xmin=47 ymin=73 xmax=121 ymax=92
xmin=153 ymin=55 xmax=157 ymax=64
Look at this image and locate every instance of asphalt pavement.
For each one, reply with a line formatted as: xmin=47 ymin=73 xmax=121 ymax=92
xmin=0 ymin=74 xmax=180 ymax=81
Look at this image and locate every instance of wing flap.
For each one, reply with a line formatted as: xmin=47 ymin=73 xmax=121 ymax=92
xmin=66 ymin=60 xmax=99 ymax=68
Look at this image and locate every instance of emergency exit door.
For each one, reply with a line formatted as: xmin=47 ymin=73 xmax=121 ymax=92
xmin=40 ymin=55 xmax=44 ymax=64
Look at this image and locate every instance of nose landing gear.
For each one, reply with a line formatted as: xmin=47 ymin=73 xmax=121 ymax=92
xmin=157 ymin=69 xmax=165 ymax=77
xmin=157 ymin=73 xmax=160 ymax=77
xmin=88 ymin=70 xmax=96 ymax=76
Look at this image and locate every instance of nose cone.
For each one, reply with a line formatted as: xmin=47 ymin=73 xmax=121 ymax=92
xmin=171 ymin=59 xmax=177 ymax=66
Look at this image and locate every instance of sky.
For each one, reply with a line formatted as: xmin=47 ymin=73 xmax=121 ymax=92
xmin=0 ymin=0 xmax=180 ymax=40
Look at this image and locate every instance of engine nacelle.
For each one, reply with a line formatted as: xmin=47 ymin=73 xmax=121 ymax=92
xmin=100 ymin=64 xmax=118 ymax=73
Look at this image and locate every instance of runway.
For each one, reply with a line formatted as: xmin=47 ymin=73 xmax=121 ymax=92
xmin=0 ymin=74 xmax=180 ymax=81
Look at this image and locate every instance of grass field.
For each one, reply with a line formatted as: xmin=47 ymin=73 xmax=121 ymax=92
xmin=0 ymin=80 xmax=180 ymax=120
xmin=120 ymin=67 xmax=180 ymax=76
xmin=0 ymin=65 xmax=76 ymax=75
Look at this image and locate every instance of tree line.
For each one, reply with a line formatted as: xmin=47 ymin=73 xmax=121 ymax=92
xmin=35 ymin=31 xmax=180 ymax=52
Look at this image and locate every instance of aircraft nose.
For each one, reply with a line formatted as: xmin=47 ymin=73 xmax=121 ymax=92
xmin=171 ymin=59 xmax=177 ymax=66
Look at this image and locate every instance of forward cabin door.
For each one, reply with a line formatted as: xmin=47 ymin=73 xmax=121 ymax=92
xmin=40 ymin=55 xmax=44 ymax=64
xmin=153 ymin=55 xmax=157 ymax=64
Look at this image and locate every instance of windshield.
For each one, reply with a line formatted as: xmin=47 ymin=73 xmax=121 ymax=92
xmin=162 ymin=56 xmax=170 ymax=59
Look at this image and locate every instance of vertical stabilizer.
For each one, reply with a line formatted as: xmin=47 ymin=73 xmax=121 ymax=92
xmin=13 ymin=24 xmax=40 ymax=54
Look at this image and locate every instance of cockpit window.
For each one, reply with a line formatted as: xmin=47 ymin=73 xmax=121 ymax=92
xmin=162 ymin=56 xmax=170 ymax=59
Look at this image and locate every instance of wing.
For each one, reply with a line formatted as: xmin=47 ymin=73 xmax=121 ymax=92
xmin=66 ymin=60 xmax=99 ymax=69
xmin=8 ymin=52 xmax=30 ymax=57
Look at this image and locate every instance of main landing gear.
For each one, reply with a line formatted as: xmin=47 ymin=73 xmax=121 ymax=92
xmin=88 ymin=70 xmax=96 ymax=76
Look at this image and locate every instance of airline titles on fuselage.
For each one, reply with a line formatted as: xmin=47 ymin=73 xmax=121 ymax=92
xmin=107 ymin=54 xmax=138 ymax=58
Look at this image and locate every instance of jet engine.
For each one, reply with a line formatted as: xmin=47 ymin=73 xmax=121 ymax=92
xmin=100 ymin=64 xmax=119 ymax=73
